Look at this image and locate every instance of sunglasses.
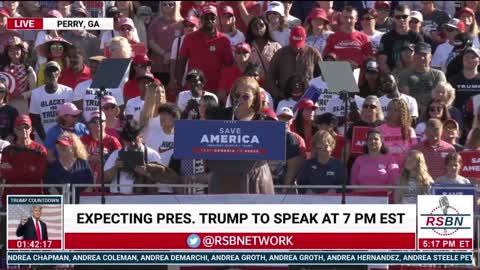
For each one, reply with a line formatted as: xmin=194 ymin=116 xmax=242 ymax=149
xmin=120 ymin=26 xmax=132 ymax=32
xmin=103 ymin=104 xmax=116 ymax=110
xmin=183 ymin=23 xmax=195 ymax=28
xmin=361 ymin=17 xmax=374 ymax=21
xmin=444 ymin=126 xmax=457 ymax=131
xmin=429 ymin=106 xmax=443 ymax=112
xmin=15 ymin=125 xmax=30 ymax=130
xmin=50 ymin=44 xmax=64 ymax=50
xmin=363 ymin=104 xmax=377 ymax=110
xmin=445 ymin=27 xmax=457 ymax=32
xmin=65 ymin=114 xmax=79 ymax=118
xmin=394 ymin=15 xmax=409 ymax=20
xmin=409 ymin=19 xmax=420 ymax=24
xmin=203 ymin=14 xmax=216 ymax=22
xmin=236 ymin=50 xmax=249 ymax=55
xmin=135 ymin=63 xmax=150 ymax=68
xmin=234 ymin=94 xmax=251 ymax=101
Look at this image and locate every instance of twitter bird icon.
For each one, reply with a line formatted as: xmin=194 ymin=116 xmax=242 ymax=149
xmin=187 ymin=234 xmax=201 ymax=248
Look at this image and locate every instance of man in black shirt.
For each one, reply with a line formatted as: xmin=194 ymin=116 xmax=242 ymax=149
xmin=378 ymin=4 xmax=424 ymax=73
xmin=0 ymin=81 xmax=18 ymax=140
xmin=448 ymin=47 xmax=480 ymax=124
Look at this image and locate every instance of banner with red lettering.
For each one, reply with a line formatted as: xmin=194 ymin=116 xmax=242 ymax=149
xmin=351 ymin=127 xmax=374 ymax=154
xmin=458 ymin=151 xmax=480 ymax=179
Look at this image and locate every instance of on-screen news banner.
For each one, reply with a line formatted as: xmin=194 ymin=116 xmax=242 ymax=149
xmin=4 ymin=195 xmax=475 ymax=265
xmin=7 ymin=17 xmax=113 ymax=31
xmin=4 ymin=16 xmax=476 ymax=267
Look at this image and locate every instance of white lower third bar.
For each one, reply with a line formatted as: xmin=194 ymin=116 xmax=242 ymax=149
xmin=43 ymin=18 xmax=113 ymax=30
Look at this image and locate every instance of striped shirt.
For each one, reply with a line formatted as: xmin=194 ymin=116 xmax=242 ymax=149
xmin=412 ymin=141 xmax=455 ymax=179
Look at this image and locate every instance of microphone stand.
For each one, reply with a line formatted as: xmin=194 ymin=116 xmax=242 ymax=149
xmin=96 ymin=87 xmax=108 ymax=205
xmin=338 ymin=90 xmax=349 ymax=205
xmin=232 ymin=99 xmax=239 ymax=121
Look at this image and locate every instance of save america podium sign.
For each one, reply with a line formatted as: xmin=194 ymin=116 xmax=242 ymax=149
xmin=174 ymin=120 xmax=286 ymax=160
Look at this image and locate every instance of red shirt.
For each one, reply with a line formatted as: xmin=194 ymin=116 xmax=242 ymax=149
xmin=218 ymin=65 xmax=243 ymax=93
xmin=123 ymin=77 xmax=161 ymax=100
xmin=1 ymin=141 xmax=47 ymax=205
xmin=81 ymin=134 xmax=122 ymax=187
xmin=290 ymin=131 xmax=307 ymax=159
xmin=59 ymin=65 xmax=91 ymax=89
xmin=323 ymin=30 xmax=373 ymax=67
xmin=123 ymin=79 xmax=140 ymax=100
xmin=333 ymin=134 xmax=345 ymax=161
xmin=179 ymin=30 xmax=234 ymax=92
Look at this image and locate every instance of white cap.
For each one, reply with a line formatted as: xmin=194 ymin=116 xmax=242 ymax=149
xmin=266 ymin=1 xmax=284 ymax=15
xmin=410 ymin=11 xmax=423 ymax=22
xmin=276 ymin=107 xmax=294 ymax=118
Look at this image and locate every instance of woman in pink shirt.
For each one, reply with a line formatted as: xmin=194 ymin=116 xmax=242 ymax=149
xmin=377 ymin=98 xmax=417 ymax=167
xmin=350 ymin=130 xmax=400 ymax=189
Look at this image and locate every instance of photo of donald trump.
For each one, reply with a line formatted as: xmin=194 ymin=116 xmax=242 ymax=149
xmin=16 ymin=205 xmax=48 ymax=240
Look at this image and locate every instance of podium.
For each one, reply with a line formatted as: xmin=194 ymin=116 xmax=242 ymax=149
xmin=173 ymin=120 xmax=285 ymax=194
xmin=207 ymin=160 xmax=257 ymax=193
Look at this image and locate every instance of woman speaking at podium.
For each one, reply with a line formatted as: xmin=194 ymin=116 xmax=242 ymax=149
xmin=208 ymin=76 xmax=274 ymax=194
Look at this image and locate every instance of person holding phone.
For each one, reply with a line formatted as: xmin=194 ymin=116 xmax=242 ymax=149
xmin=104 ymin=119 xmax=168 ymax=194
xmin=176 ymin=69 xmax=217 ymax=118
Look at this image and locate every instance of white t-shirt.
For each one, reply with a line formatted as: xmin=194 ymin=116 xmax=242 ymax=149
xmin=276 ymin=98 xmax=297 ymax=112
xmin=170 ymin=36 xmax=189 ymax=85
xmin=145 ymin=125 xmax=174 ymax=167
xmin=29 ymin=84 xmax=74 ymax=133
xmin=474 ymin=36 xmax=480 ymax=49
xmin=379 ymin=94 xmax=419 ymax=118
xmin=226 ymin=88 xmax=273 ymax=109
xmin=142 ymin=116 xmax=161 ymax=146
xmin=177 ymin=91 xmax=218 ymax=112
xmin=73 ymin=79 xmax=125 ymax=120
xmin=105 ymin=145 xmax=164 ymax=194
xmin=415 ymin=122 xmax=426 ymax=141
xmin=100 ymin=30 xmax=116 ymax=50
xmin=364 ymin=30 xmax=384 ymax=53
xmin=142 ymin=116 xmax=175 ymax=192
xmin=125 ymin=96 xmax=144 ymax=122
xmin=270 ymin=29 xmax=291 ymax=47
xmin=0 ymin=139 xmax=10 ymax=160
xmin=224 ymin=30 xmax=246 ymax=47
xmin=431 ymin=41 xmax=454 ymax=72
xmin=316 ymin=93 xmax=365 ymax=117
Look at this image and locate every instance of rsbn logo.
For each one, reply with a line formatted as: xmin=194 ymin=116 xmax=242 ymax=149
xmin=420 ymin=196 xmax=471 ymax=236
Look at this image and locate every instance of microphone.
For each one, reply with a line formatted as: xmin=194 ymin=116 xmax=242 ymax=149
xmin=232 ymin=98 xmax=240 ymax=121
xmin=439 ymin=196 xmax=449 ymax=234
xmin=439 ymin=196 xmax=449 ymax=215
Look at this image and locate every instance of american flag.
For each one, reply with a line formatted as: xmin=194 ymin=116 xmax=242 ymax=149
xmin=8 ymin=205 xmax=62 ymax=239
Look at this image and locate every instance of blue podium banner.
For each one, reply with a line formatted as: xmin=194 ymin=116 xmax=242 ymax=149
xmin=431 ymin=184 xmax=476 ymax=196
xmin=174 ymin=120 xmax=286 ymax=160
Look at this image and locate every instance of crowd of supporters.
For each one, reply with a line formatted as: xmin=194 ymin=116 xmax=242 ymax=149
xmin=0 ymin=1 xmax=479 ymax=206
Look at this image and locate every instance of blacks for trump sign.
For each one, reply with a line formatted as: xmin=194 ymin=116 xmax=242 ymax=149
xmin=174 ymin=120 xmax=286 ymax=160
